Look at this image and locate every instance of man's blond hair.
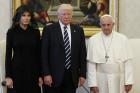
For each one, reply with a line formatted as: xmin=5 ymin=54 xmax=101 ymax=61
xmin=57 ymin=4 xmax=73 ymax=14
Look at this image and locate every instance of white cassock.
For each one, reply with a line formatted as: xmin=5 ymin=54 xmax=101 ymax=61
xmin=87 ymin=31 xmax=134 ymax=93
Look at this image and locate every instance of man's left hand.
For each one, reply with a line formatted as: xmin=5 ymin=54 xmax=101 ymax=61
xmin=78 ymin=77 xmax=86 ymax=86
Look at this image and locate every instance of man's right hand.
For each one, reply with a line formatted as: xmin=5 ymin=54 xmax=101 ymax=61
xmin=44 ymin=75 xmax=53 ymax=87
xmin=90 ymin=87 xmax=99 ymax=93
xmin=125 ymin=85 xmax=132 ymax=93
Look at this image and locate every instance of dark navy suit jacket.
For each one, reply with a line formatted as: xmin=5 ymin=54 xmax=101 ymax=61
xmin=41 ymin=22 xmax=87 ymax=87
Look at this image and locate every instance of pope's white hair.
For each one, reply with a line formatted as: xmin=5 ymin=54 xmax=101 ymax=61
xmin=100 ymin=14 xmax=115 ymax=23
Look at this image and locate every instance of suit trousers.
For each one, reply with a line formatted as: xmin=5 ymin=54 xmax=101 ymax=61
xmin=45 ymin=68 xmax=76 ymax=93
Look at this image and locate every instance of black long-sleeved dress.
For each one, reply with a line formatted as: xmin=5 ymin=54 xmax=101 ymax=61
xmin=5 ymin=25 xmax=41 ymax=93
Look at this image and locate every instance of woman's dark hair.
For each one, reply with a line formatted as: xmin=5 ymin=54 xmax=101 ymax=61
xmin=12 ymin=5 xmax=37 ymax=28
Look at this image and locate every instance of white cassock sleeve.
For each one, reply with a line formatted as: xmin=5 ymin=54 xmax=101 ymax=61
xmin=87 ymin=61 xmax=98 ymax=87
xmin=124 ymin=37 xmax=134 ymax=85
xmin=125 ymin=59 xmax=134 ymax=85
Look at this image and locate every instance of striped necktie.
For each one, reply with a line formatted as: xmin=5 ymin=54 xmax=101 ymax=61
xmin=63 ymin=25 xmax=71 ymax=69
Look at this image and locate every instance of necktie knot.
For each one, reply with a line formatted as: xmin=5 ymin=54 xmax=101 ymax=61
xmin=64 ymin=25 xmax=67 ymax=30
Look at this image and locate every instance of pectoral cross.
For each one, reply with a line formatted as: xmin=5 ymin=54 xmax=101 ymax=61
xmin=105 ymin=54 xmax=109 ymax=62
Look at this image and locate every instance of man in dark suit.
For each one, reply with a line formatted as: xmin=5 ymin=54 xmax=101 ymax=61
xmin=41 ymin=4 xmax=87 ymax=93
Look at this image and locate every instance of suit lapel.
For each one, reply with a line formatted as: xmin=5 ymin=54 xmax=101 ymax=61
xmin=55 ymin=23 xmax=64 ymax=48
xmin=70 ymin=24 xmax=76 ymax=55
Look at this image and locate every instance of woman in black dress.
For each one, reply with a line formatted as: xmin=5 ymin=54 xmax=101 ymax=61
xmin=5 ymin=5 xmax=43 ymax=93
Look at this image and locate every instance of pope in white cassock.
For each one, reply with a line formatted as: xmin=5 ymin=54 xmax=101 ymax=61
xmin=87 ymin=14 xmax=134 ymax=93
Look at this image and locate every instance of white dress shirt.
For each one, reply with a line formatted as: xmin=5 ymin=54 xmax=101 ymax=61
xmin=59 ymin=20 xmax=71 ymax=48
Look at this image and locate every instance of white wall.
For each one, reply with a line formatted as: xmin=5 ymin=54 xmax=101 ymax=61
xmin=0 ymin=0 xmax=11 ymax=93
xmin=0 ymin=0 xmax=11 ymax=41
xmin=119 ymin=0 xmax=140 ymax=38
xmin=0 ymin=40 xmax=6 ymax=93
